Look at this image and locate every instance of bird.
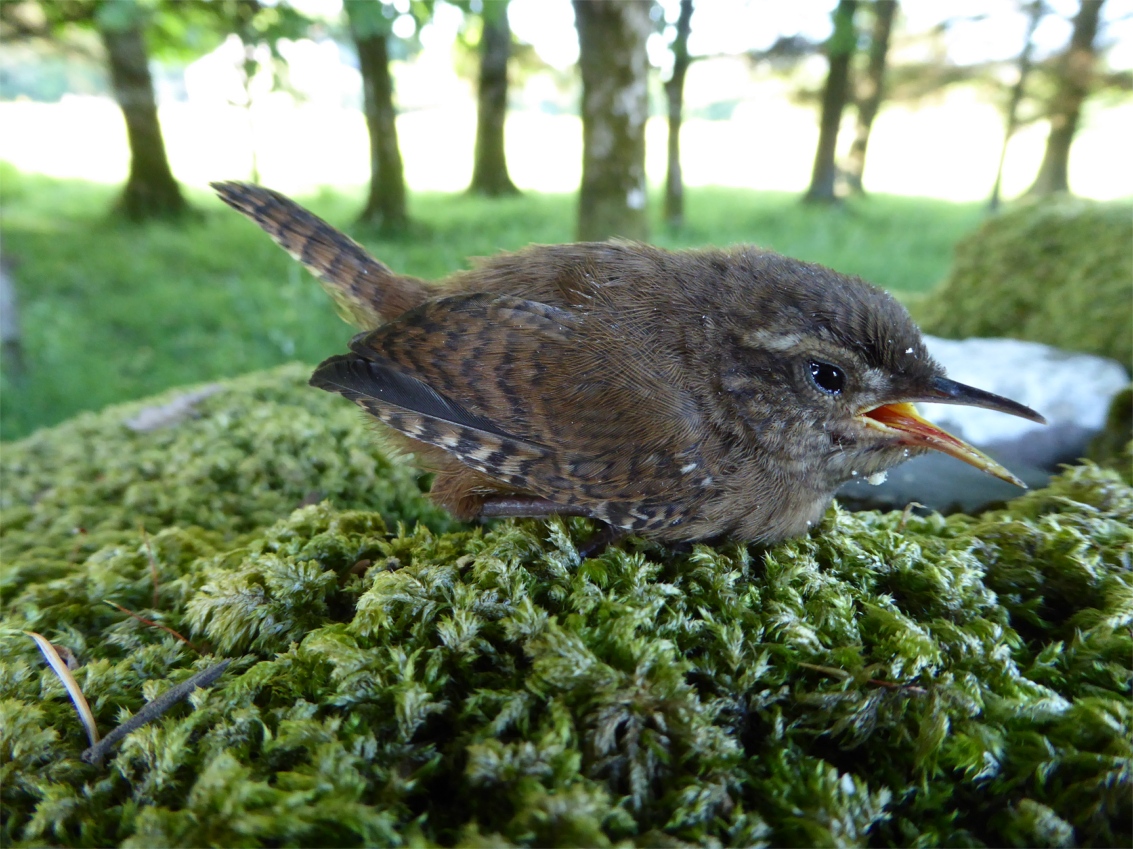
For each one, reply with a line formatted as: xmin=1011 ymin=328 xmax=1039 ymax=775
xmin=212 ymin=181 xmax=1045 ymax=546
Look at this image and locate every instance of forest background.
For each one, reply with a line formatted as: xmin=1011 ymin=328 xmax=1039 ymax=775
xmin=0 ymin=0 xmax=1130 ymax=442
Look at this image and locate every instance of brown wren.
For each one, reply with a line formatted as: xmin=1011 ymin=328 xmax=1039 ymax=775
xmin=213 ymin=182 xmax=1045 ymax=544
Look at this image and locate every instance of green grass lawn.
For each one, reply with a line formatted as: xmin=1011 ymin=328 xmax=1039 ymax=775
xmin=0 ymin=166 xmax=985 ymax=441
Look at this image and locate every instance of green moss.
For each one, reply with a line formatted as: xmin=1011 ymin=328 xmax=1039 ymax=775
xmin=1 ymin=364 xmax=453 ymax=601
xmin=2 ymin=370 xmax=1131 ymax=847
xmin=912 ymin=198 xmax=1133 ymax=366
xmin=1086 ymin=388 xmax=1133 ymax=483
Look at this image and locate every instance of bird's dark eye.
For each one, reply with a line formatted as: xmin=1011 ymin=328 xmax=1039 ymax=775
xmin=809 ymin=361 xmax=845 ymax=395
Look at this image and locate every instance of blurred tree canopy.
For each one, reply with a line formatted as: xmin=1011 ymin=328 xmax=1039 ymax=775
xmin=2 ymin=0 xmax=1129 ymax=228
xmin=0 ymin=0 xmax=310 ymax=219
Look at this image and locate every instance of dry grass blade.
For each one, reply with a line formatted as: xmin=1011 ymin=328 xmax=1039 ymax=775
xmin=25 ymin=630 xmax=100 ymax=746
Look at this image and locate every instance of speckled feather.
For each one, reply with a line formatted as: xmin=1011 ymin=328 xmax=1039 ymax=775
xmin=211 ymin=181 xmax=428 ymax=326
xmin=214 ymin=182 xmax=955 ymax=543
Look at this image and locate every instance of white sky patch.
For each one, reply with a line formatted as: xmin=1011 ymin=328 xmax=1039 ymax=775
xmin=505 ymin=0 xmax=1132 ymax=71
xmin=272 ymin=0 xmax=1133 ymax=72
xmin=509 ymin=0 xmax=578 ymax=68
xmin=392 ymin=14 xmax=417 ymax=40
xmin=420 ymin=1 xmax=465 ymax=51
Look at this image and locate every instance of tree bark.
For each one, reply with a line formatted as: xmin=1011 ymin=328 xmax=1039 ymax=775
xmin=664 ymin=0 xmax=694 ymax=227
xmin=1026 ymin=0 xmax=1104 ymax=196
xmin=354 ymin=29 xmax=408 ymax=232
xmin=98 ymin=16 xmax=186 ymax=221
xmin=574 ymin=0 xmax=651 ymax=242
xmin=804 ymin=0 xmax=858 ymax=204
xmin=468 ymin=7 xmax=519 ymax=196
xmin=0 ymin=257 xmax=24 ymax=379
xmin=989 ymin=0 xmax=1043 ymax=211
xmin=845 ymin=0 xmax=895 ymax=195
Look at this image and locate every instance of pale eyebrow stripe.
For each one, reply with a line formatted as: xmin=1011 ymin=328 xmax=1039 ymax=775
xmin=741 ymin=329 xmax=803 ymax=352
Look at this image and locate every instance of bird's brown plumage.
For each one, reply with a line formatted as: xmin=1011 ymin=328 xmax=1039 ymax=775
xmin=212 ymin=181 xmax=1043 ymax=544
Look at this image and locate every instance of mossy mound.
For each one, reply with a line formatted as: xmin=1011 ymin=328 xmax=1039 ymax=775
xmin=1087 ymin=387 xmax=1133 ymax=483
xmin=2 ymin=367 xmax=1131 ymax=847
xmin=1 ymin=364 xmax=453 ymax=602
xmin=912 ymin=198 xmax=1133 ymax=366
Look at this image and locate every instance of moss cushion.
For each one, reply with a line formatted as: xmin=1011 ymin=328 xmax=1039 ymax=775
xmin=912 ymin=197 xmax=1133 ymax=367
xmin=2 ymin=366 xmax=1130 ymax=847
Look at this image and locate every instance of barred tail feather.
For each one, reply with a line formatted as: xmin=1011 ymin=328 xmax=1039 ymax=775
xmin=210 ymin=181 xmax=429 ymax=326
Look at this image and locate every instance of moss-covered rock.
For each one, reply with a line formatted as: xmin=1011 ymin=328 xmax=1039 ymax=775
xmin=2 ymin=368 xmax=1131 ymax=847
xmin=1 ymin=364 xmax=453 ymax=602
xmin=1086 ymin=387 xmax=1133 ymax=483
xmin=912 ymin=198 xmax=1133 ymax=366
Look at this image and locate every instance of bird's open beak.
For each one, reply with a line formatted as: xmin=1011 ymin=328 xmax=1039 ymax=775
xmin=858 ymin=377 xmax=1046 ymax=488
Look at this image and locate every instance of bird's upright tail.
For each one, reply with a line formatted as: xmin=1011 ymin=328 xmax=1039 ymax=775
xmin=211 ymin=181 xmax=429 ymax=328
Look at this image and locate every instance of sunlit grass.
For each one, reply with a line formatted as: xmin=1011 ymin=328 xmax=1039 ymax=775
xmin=0 ymin=165 xmax=984 ymax=440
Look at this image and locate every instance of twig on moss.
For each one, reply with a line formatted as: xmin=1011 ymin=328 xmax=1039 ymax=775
xmin=81 ymin=658 xmax=231 ymax=766
xmin=798 ymin=661 xmax=926 ymax=693
xmin=104 ymin=601 xmax=201 ymax=653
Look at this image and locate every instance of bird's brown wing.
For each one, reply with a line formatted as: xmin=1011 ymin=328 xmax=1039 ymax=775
xmin=310 ymin=293 xmax=710 ymax=523
xmin=211 ymin=181 xmax=429 ymax=326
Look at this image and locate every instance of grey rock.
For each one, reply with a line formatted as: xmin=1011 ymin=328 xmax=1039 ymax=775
xmin=837 ymin=452 xmax=1050 ymax=516
xmin=836 ymin=337 xmax=1129 ymax=515
xmin=920 ymin=336 xmax=1129 ymax=469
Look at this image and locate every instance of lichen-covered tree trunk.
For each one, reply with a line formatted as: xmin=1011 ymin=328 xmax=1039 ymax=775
xmin=468 ymin=7 xmax=519 ymax=196
xmin=1026 ymin=0 xmax=1105 ymax=197
xmin=0 ymin=257 xmax=23 ymax=378
xmin=804 ymin=0 xmax=858 ymax=204
xmin=98 ymin=16 xmax=186 ymax=221
xmin=989 ymin=0 xmax=1043 ymax=211
xmin=664 ymin=0 xmax=694 ymax=228
xmin=354 ymin=29 xmax=408 ymax=233
xmin=574 ymin=0 xmax=651 ymax=242
xmin=845 ymin=0 xmax=894 ymax=195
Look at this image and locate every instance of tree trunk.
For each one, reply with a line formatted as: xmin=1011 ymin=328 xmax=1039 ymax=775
xmin=574 ymin=0 xmax=651 ymax=242
xmin=664 ymin=0 xmax=694 ymax=228
xmin=0 ymin=257 xmax=24 ymax=379
xmin=845 ymin=0 xmax=895 ymax=195
xmin=99 ymin=17 xmax=186 ymax=221
xmin=1026 ymin=0 xmax=1104 ymax=197
xmin=989 ymin=0 xmax=1043 ymax=212
xmin=468 ymin=7 xmax=519 ymax=196
xmin=354 ymin=30 xmax=408 ymax=232
xmin=804 ymin=0 xmax=858 ymax=204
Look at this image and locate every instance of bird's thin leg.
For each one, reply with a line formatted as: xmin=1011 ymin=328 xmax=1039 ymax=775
xmin=478 ymin=497 xmax=626 ymax=558
xmin=479 ymin=496 xmax=595 ymax=519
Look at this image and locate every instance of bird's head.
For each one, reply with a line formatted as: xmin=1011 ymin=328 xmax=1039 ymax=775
xmin=715 ymin=252 xmax=1045 ymax=492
